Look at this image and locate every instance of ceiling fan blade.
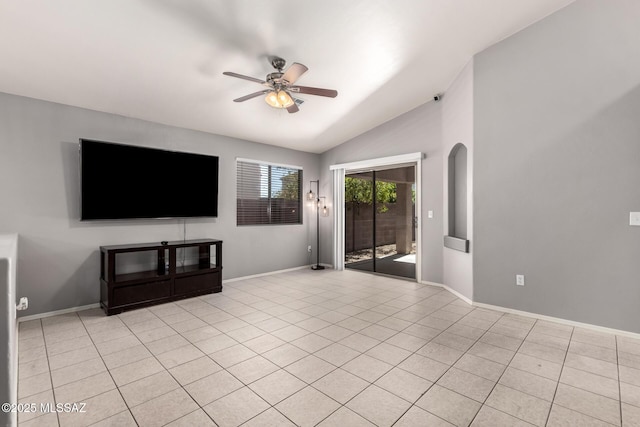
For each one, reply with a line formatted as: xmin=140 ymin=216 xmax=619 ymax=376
xmin=233 ymin=90 xmax=270 ymax=102
xmin=281 ymin=63 xmax=308 ymax=85
xmin=286 ymin=102 xmax=300 ymax=114
xmin=289 ymin=85 xmax=338 ymax=98
xmin=223 ymin=71 xmax=266 ymax=85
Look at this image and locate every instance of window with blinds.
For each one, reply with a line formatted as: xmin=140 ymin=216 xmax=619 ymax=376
xmin=237 ymin=160 xmax=303 ymax=226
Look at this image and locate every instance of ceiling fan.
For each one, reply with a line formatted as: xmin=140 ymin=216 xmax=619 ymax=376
xmin=223 ymin=56 xmax=338 ymax=113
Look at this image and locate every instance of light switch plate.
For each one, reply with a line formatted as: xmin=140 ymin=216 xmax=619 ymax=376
xmin=631 ymin=212 xmax=640 ymax=226
xmin=428 ymin=210 xmax=433 ymax=219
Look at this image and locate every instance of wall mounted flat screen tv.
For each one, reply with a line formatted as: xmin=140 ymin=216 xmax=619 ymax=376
xmin=80 ymin=139 xmax=219 ymax=220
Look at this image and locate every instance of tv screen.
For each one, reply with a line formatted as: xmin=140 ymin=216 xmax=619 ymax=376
xmin=80 ymin=139 xmax=219 ymax=220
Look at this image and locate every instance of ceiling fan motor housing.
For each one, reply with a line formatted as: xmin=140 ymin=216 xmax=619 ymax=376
xmin=266 ymin=72 xmax=285 ymax=87
xmin=270 ymin=56 xmax=286 ymax=71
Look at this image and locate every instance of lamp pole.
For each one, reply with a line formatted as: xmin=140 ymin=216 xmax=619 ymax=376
xmin=309 ymin=180 xmax=325 ymax=270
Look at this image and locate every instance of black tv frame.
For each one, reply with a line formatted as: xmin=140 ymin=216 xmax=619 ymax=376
xmin=78 ymin=138 xmax=219 ymax=222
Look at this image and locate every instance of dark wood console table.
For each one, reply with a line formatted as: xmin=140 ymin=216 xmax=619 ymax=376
xmin=100 ymin=239 xmax=222 ymax=315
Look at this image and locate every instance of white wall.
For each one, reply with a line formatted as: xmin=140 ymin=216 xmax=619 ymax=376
xmin=0 ymin=234 xmax=18 ymax=427
xmin=442 ymin=60 xmax=474 ymax=300
xmin=0 ymin=93 xmax=319 ymax=316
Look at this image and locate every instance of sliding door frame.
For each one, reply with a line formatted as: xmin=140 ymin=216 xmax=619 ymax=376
xmin=330 ymin=152 xmax=424 ymax=282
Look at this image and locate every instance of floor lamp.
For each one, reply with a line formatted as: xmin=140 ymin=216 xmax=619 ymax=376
xmin=307 ymin=180 xmax=329 ymax=270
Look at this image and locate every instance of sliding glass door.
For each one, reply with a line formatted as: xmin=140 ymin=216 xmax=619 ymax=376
xmin=344 ymin=172 xmax=374 ymax=272
xmin=345 ymin=166 xmax=416 ymax=279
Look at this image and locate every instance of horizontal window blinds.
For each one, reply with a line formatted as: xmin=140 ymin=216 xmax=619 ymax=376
xmin=237 ymin=160 xmax=302 ymax=225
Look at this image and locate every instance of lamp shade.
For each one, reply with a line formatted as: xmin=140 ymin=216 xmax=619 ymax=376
xmin=265 ymin=90 xmax=294 ymax=109
xmin=319 ymin=196 xmax=329 ymax=216
xmin=277 ymin=90 xmax=294 ymax=108
xmin=265 ymin=91 xmax=279 ymax=108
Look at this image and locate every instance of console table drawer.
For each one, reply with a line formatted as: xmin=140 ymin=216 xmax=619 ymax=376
xmin=112 ymin=280 xmax=171 ymax=306
xmin=175 ymin=272 xmax=220 ymax=296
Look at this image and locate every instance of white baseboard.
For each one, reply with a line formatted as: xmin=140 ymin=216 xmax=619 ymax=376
xmin=18 ymin=303 xmax=101 ymax=323
xmin=421 ymin=281 xmax=640 ymax=339
xmin=223 ymin=265 xmax=311 ymax=283
xmin=421 ymin=280 xmax=473 ymax=305
xmin=474 ymin=302 xmax=640 ymax=340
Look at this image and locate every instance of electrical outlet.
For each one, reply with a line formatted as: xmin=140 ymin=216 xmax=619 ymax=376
xmin=631 ymin=212 xmax=640 ymax=226
xmin=516 ymin=275 xmax=525 ymax=286
xmin=307 ymin=245 xmax=312 ymax=253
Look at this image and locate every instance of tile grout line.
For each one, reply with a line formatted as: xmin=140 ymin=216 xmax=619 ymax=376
xmin=158 ymin=292 xmax=303 ymax=426
xmin=221 ymin=275 xmax=464 ymax=425
xmin=152 ymin=295 xmax=307 ymax=426
xmin=388 ymin=308 xmax=503 ymax=426
xmin=148 ymin=302 xmax=257 ymax=423
xmin=230 ymin=279 xmax=451 ymax=425
xmin=387 ymin=301 xmax=516 ymax=424
xmin=82 ymin=306 xmax=230 ymax=425
xmin=616 ymin=335 xmax=622 ymax=427
xmin=224 ymin=275 xmax=392 ymax=426
xmin=549 ymin=332 xmax=623 ymax=426
xmin=266 ymin=285 xmax=449 ymax=425
xmin=53 ymin=319 xmax=86 ymax=426
xmin=77 ymin=311 xmax=141 ymax=427
xmin=23 ymin=319 xmax=61 ymax=426
xmin=542 ymin=324 xmax=574 ymax=427
xmin=259 ymin=295 xmax=405 ymax=426
xmin=143 ymin=299 xmax=270 ymax=412
xmin=335 ymin=288 xmax=531 ymax=425
xmin=458 ymin=312 xmax=537 ymax=426
xmin=122 ymin=306 xmax=221 ymax=426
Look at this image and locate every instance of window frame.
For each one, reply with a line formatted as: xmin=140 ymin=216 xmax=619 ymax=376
xmin=236 ymin=158 xmax=304 ymax=226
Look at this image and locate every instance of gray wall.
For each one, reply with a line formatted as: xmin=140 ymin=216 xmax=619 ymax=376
xmin=442 ymin=61 xmax=474 ymax=299
xmin=0 ymin=93 xmax=319 ymax=316
xmin=474 ymin=0 xmax=640 ymax=332
xmin=320 ymin=101 xmax=444 ymax=283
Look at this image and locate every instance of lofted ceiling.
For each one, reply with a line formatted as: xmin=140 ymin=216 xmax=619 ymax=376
xmin=0 ymin=0 xmax=574 ymax=153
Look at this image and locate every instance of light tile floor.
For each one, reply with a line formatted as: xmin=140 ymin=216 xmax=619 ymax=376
xmin=16 ymin=269 xmax=640 ymax=426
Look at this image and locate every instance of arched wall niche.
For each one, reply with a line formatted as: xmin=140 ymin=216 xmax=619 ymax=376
xmin=445 ymin=143 xmax=470 ymax=252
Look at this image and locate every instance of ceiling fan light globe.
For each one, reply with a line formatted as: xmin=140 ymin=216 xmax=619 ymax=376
xmin=278 ymin=90 xmax=294 ymax=108
xmin=265 ymin=91 xmax=280 ymax=108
